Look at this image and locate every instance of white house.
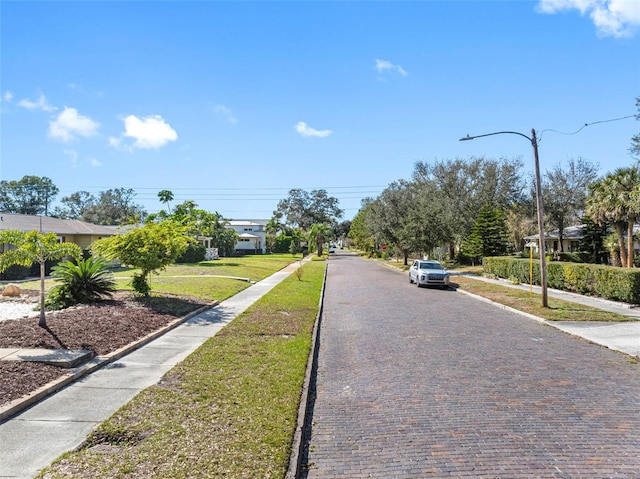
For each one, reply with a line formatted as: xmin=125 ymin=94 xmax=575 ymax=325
xmin=225 ymin=219 xmax=268 ymax=254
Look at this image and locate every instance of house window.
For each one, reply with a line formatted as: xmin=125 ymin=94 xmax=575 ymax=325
xmin=244 ymin=228 xmax=253 ymax=232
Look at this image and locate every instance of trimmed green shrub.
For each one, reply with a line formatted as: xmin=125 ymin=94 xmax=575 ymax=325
xmin=483 ymin=256 xmax=640 ymax=303
xmin=556 ymin=252 xmax=587 ymax=263
xmin=176 ymin=242 xmax=206 ymax=263
xmin=274 ymin=235 xmax=293 ymax=254
xmin=0 ymin=264 xmax=30 ymax=280
xmin=592 ymin=266 xmax=640 ymax=303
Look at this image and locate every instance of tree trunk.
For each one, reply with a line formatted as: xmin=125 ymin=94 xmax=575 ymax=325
xmin=628 ymin=220 xmax=635 ymax=268
xmin=558 ymin=218 xmax=565 ymax=252
xmin=38 ymin=261 xmax=47 ymax=327
xmin=615 ymin=223 xmax=628 ymax=267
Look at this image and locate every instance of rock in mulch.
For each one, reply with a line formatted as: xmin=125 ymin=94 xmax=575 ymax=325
xmin=2 ymin=284 xmax=22 ymax=297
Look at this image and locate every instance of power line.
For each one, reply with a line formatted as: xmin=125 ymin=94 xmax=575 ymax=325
xmin=54 ymin=185 xmax=387 ymax=192
xmin=539 ymin=114 xmax=635 ymax=142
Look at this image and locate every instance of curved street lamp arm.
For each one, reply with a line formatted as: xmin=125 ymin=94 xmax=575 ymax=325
xmin=459 ymin=131 xmax=533 ymax=143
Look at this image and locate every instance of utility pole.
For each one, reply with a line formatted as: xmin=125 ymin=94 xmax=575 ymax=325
xmin=460 ymin=128 xmax=549 ymax=307
xmin=530 ymin=129 xmax=548 ymax=307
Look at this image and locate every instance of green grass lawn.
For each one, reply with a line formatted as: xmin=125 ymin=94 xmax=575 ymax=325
xmin=452 ymin=276 xmax=636 ymax=322
xmin=36 ymin=259 xmax=325 ymax=479
xmin=14 ymin=253 xmax=303 ymax=303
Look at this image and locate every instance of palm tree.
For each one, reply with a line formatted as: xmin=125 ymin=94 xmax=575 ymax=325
xmin=157 ymin=189 xmax=174 ymax=214
xmin=603 ymin=234 xmax=621 ymax=266
xmin=0 ymin=230 xmax=82 ymax=327
xmin=266 ymin=217 xmax=282 ymax=236
xmin=307 ymin=223 xmax=332 ymax=256
xmin=586 ymin=167 xmax=640 ymax=267
xmin=265 ymin=218 xmax=283 ymax=254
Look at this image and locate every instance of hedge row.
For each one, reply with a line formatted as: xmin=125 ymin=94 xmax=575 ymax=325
xmin=483 ymin=256 xmax=640 ymax=304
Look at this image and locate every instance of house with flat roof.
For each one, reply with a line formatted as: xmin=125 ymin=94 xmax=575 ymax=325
xmin=225 ymin=219 xmax=268 ymax=254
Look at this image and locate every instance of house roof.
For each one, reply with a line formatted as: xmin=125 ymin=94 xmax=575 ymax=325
xmin=526 ymin=224 xmax=640 ymax=242
xmin=238 ymin=233 xmax=260 ymax=239
xmin=525 ymin=225 xmax=586 ymax=241
xmin=0 ymin=213 xmax=119 ymax=236
xmin=226 ymin=219 xmax=269 ymax=227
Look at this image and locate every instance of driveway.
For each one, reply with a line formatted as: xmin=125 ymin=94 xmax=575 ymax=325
xmin=303 ymin=251 xmax=640 ymax=478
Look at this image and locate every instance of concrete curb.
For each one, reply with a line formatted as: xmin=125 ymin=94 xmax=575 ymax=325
xmin=454 ymin=287 xmax=640 ymax=358
xmin=454 ymin=272 xmax=640 ymax=310
xmin=286 ymin=262 xmax=328 ymax=479
xmin=455 ymin=287 xmax=548 ymax=325
xmin=0 ymin=302 xmax=216 ymax=423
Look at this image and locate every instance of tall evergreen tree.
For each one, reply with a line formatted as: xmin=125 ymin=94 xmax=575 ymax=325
xmin=461 ymin=205 xmax=509 ymax=262
xmin=577 ymin=216 xmax=608 ymax=264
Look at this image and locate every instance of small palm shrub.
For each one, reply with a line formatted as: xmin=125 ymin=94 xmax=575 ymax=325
xmin=46 ymin=257 xmax=117 ymax=310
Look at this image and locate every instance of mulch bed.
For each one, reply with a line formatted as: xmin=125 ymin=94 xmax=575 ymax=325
xmin=0 ymin=291 xmax=213 ymax=407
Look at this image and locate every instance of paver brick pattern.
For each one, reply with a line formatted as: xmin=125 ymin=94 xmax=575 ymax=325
xmin=302 ymin=253 xmax=640 ymax=478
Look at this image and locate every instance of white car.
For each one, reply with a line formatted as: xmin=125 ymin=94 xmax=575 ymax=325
xmin=409 ymin=260 xmax=450 ymax=289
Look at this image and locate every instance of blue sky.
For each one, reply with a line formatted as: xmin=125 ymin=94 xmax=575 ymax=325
xmin=1 ymin=0 xmax=639 ymax=221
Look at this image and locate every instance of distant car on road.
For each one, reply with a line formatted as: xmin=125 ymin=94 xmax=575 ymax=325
xmin=328 ymin=247 xmax=336 ymax=253
xmin=409 ymin=260 xmax=450 ymax=289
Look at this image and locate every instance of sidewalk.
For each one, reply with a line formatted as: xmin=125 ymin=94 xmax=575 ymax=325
xmin=0 ymin=260 xmax=304 ymax=479
xmin=453 ymin=272 xmax=640 ymax=357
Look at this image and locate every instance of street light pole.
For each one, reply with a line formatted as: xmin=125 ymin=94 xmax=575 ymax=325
xmin=459 ymin=128 xmax=548 ymax=308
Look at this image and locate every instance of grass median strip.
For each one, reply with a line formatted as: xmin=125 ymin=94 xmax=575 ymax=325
xmin=37 ymin=260 xmax=325 ymax=479
xmin=453 ymin=276 xmax=636 ymax=322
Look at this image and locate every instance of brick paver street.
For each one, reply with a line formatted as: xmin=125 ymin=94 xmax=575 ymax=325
xmin=303 ymin=252 xmax=640 ymax=478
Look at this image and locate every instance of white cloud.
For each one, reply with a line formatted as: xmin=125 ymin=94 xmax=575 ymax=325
xmin=108 ymin=136 xmax=122 ymax=149
xmin=117 ymin=114 xmax=178 ymax=150
xmin=89 ymin=157 xmax=102 ymax=167
xmin=2 ymin=91 xmax=14 ymax=103
xmin=18 ymin=94 xmax=57 ymax=112
xmin=536 ymin=0 xmax=640 ymax=37
xmin=294 ymin=121 xmax=332 ymax=138
xmin=214 ymin=104 xmax=238 ymax=124
xmin=49 ymin=107 xmax=99 ymax=142
xmin=375 ymin=59 xmax=409 ymax=77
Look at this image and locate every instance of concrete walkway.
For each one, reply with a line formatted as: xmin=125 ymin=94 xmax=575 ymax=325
xmin=454 ymin=272 xmax=640 ymax=357
xmin=0 ymin=260 xmax=304 ymax=479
